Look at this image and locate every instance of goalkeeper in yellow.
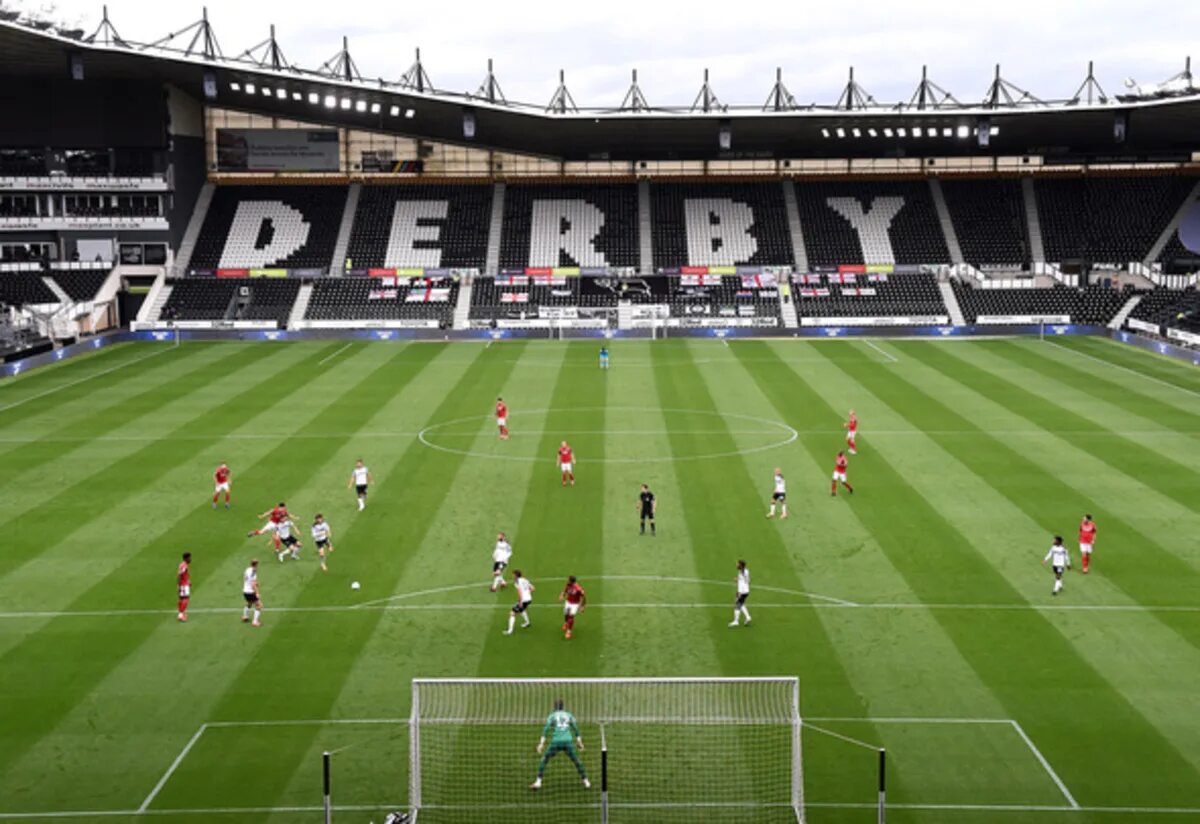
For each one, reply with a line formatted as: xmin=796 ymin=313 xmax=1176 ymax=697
xmin=530 ymin=698 xmax=591 ymax=790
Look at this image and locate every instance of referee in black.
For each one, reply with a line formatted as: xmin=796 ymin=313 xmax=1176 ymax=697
xmin=638 ymin=484 xmax=657 ymax=536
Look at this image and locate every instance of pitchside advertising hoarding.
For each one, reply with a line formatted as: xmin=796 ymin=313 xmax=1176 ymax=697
xmin=216 ymin=129 xmax=340 ymax=172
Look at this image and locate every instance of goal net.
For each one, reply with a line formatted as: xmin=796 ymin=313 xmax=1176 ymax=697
xmin=409 ymin=677 xmax=803 ymax=823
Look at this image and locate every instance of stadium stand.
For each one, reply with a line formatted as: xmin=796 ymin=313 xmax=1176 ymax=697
xmin=666 ymin=275 xmax=782 ymax=325
xmin=1129 ymin=287 xmax=1200 ymax=330
xmin=346 ymin=184 xmax=491 ymax=269
xmin=651 ymin=182 xmax=793 ymax=268
xmin=1035 ymin=176 xmax=1197 ymax=264
xmin=794 ymin=179 xmax=949 ymax=266
xmin=51 ymin=270 xmax=110 ymax=301
xmin=793 ymin=272 xmax=946 ymax=319
xmin=0 ymin=273 xmax=58 ymax=306
xmin=306 ymin=278 xmax=458 ymax=326
xmin=500 ymin=183 xmax=639 ymax=269
xmin=189 ymin=186 xmax=348 ymax=271
xmin=951 ymin=281 xmax=1131 ymax=324
xmin=160 ymin=278 xmax=298 ymax=325
xmin=940 ymin=179 xmax=1030 ymax=267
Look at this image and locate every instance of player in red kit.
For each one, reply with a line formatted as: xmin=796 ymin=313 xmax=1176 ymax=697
xmin=831 ymin=451 xmax=854 ymax=496
xmin=496 ymin=397 xmax=509 ymax=440
xmin=559 ymin=575 xmax=587 ymax=639
xmin=177 ymin=552 xmax=192 ymax=622
xmin=212 ymin=462 xmax=231 ymax=509
xmin=1079 ymin=514 xmax=1097 ymax=573
xmin=845 ymin=410 xmax=858 ymax=455
xmin=558 ymin=441 xmax=575 ymax=486
xmin=248 ymin=502 xmax=290 ymax=551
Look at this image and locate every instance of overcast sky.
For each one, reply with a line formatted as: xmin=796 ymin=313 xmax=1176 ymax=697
xmin=28 ymin=0 xmax=1200 ymax=109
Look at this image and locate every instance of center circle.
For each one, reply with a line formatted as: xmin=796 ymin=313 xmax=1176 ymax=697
xmin=417 ymin=407 xmax=797 ymax=464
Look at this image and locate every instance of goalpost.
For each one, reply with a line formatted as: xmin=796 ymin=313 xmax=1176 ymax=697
xmin=409 ymin=677 xmax=803 ymax=823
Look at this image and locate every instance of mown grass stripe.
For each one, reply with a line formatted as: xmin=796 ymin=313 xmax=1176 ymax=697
xmin=929 ymin=341 xmax=1199 ymax=507
xmin=174 ymin=343 xmax=524 ymax=811
xmin=0 ymin=342 xmax=207 ymax=432
xmin=1005 ymin=340 xmax=1200 ymax=436
xmin=475 ymin=341 xmax=607 ymax=672
xmin=0 ymin=344 xmax=271 ymax=484
xmin=0 ymin=343 xmax=311 ymax=580
xmin=887 ymin=341 xmax=1200 ymax=611
xmin=1052 ymin=335 xmax=1200 ymax=395
xmin=0 ymin=342 xmax=418 ymax=783
xmin=774 ymin=340 xmax=1200 ymax=806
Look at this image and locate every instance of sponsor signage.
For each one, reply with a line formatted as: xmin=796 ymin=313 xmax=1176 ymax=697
xmin=1126 ymin=318 xmax=1160 ymax=335
xmin=801 ymin=316 xmax=950 ymax=327
xmin=216 ymin=129 xmax=340 ymax=172
xmin=538 ymin=307 xmax=579 ymax=320
xmin=0 ymin=177 xmax=167 ymax=192
xmin=1166 ymin=327 xmax=1200 ymax=347
xmin=976 ymin=314 xmax=1070 ymax=325
xmin=0 ymin=217 xmax=168 ymax=231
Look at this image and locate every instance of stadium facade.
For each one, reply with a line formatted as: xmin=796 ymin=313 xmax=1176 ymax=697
xmin=2 ymin=8 xmax=1200 ymax=373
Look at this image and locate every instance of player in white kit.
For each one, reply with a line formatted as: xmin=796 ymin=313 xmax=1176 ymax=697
xmin=273 ymin=518 xmax=302 ymax=562
xmin=1042 ymin=536 xmax=1071 ymax=596
xmin=311 ymin=514 xmax=333 ymax=572
xmin=242 ymin=560 xmax=262 ymax=626
xmin=729 ymin=560 xmax=752 ymax=627
xmin=505 ymin=570 xmax=535 ymax=634
xmin=491 ymin=532 xmax=513 ymax=592
xmin=766 ymin=469 xmax=788 ymax=519
xmin=348 ymin=459 xmax=373 ymax=511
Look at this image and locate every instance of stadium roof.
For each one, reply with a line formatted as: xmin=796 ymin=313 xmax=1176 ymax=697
xmin=3 ymin=11 xmax=1200 ymax=162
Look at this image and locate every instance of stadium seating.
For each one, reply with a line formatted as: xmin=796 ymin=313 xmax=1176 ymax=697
xmin=794 ymin=180 xmax=948 ymax=266
xmin=951 ymin=281 xmax=1130 ymax=324
xmin=160 ymin=279 xmax=240 ymax=320
xmin=0 ymin=273 xmax=58 ymax=306
xmin=1035 ymin=176 xmax=1196 ymax=264
xmin=1129 ymin=287 xmax=1200 ymax=330
xmin=236 ymin=279 xmax=300 ymax=324
xmin=190 ymin=186 xmax=348 ymax=271
xmin=500 ymin=184 xmax=639 ymax=269
xmin=666 ymin=276 xmax=782 ymax=325
xmin=940 ymin=179 xmax=1030 ymax=267
xmin=794 ymin=273 xmax=945 ymax=319
xmin=347 ymin=184 xmax=491 ymax=270
xmin=51 ymin=270 xmax=110 ymax=301
xmin=305 ymin=278 xmax=458 ymax=326
xmin=651 ymin=182 xmax=793 ymax=268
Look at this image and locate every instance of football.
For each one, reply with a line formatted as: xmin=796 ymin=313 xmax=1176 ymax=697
xmin=351 ymin=581 xmax=361 ymax=590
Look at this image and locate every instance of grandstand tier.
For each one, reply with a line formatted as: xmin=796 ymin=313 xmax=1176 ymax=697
xmin=651 ymin=182 xmax=794 ymax=268
xmin=347 ymin=184 xmax=492 ymax=270
xmin=190 ymin=186 xmax=348 ymax=272
xmin=951 ymin=282 xmax=1130 ymax=324
xmin=500 ymin=183 xmax=639 ymax=269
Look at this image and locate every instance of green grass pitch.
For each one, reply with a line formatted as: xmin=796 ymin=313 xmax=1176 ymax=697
xmin=0 ymin=335 xmax=1198 ymax=823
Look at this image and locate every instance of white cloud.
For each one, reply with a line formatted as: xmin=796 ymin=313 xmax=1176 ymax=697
xmin=40 ymin=0 xmax=1200 ymax=108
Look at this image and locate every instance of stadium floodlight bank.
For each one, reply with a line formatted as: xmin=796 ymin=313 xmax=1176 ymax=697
xmin=410 ymin=676 xmax=804 ymax=823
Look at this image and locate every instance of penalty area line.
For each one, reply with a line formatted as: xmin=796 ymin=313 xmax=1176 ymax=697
xmin=862 ymin=339 xmax=899 ymax=363
xmin=137 ymin=724 xmax=207 ymax=813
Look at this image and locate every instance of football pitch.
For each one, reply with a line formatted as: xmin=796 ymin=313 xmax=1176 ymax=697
xmin=1 ymin=335 xmax=1198 ymax=824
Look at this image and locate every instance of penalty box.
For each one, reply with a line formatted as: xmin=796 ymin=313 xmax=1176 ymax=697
xmin=141 ymin=719 xmax=409 ymax=814
xmin=803 ymin=717 xmax=1078 ymax=811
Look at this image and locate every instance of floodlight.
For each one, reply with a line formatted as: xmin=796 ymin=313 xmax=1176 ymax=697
xmin=405 ymin=109 xmax=416 ymax=119
xmin=355 ymin=100 xmax=367 ymax=112
xmin=912 ymin=126 xmax=922 ymax=137
xmin=835 ymin=127 xmax=845 ymax=138
xmin=821 ymin=128 xmax=830 ymax=138
xmin=389 ymin=105 xmax=400 ymax=116
xmin=340 ymin=98 xmax=351 ymax=109
xmin=956 ymin=125 xmax=969 ymax=138
xmin=308 ymin=92 xmax=319 ymax=104
xmin=883 ymin=127 xmax=893 ymax=137
xmin=245 ymin=82 xmax=256 ymax=94
xmin=851 ymin=128 xmax=861 ymax=138
xmin=370 ymin=102 xmax=381 ymax=114
xmin=276 ymin=88 xmax=287 ymax=100
xmin=324 ymin=95 xmax=336 ymax=108
xmin=230 ymin=82 xmax=240 ymax=92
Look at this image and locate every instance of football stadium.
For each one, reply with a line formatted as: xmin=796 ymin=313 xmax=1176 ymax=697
xmin=1 ymin=3 xmax=1199 ymax=822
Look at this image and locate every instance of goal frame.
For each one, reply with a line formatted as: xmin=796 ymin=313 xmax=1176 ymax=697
xmin=408 ymin=675 xmax=803 ymax=823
